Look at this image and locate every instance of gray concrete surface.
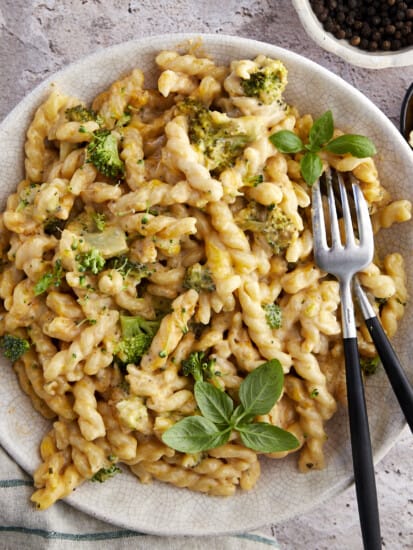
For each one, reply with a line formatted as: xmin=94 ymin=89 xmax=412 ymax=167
xmin=0 ymin=1 xmax=412 ymax=548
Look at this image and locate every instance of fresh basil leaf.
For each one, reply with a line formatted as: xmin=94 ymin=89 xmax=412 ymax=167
xmin=300 ymin=152 xmax=323 ymax=186
xmin=269 ymin=130 xmax=304 ymax=153
xmin=230 ymin=404 xmax=255 ymax=428
xmin=161 ymin=416 xmax=230 ymax=453
xmin=194 ymin=381 xmax=233 ymax=426
xmin=238 ymin=422 xmax=300 ymax=453
xmin=308 ymin=110 xmax=334 ymax=152
xmin=238 ymin=359 xmax=284 ymax=417
xmin=324 ymin=134 xmax=377 ymax=158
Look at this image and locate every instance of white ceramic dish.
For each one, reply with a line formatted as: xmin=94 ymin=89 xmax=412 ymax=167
xmin=0 ymin=33 xmax=412 ymax=537
xmin=292 ymin=0 xmax=413 ymax=69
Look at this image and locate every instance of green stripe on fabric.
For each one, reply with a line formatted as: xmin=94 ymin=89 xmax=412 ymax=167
xmin=236 ymin=533 xmax=280 ymax=547
xmin=0 ymin=527 xmax=279 ymax=546
xmin=0 ymin=527 xmax=143 ymax=541
xmin=0 ymin=479 xmax=33 ymax=487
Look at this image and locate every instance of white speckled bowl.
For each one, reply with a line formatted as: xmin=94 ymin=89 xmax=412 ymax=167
xmin=0 ymin=33 xmax=412 ymax=536
xmin=292 ymin=0 xmax=413 ymax=69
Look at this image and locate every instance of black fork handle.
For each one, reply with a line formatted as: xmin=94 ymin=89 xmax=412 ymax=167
xmin=364 ymin=316 xmax=413 ymax=433
xmin=344 ymin=337 xmax=382 ymax=550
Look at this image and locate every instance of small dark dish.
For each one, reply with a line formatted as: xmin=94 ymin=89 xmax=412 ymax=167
xmin=400 ymin=82 xmax=413 ymax=146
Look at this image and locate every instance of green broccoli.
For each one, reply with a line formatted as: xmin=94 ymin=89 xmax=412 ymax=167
xmin=178 ymin=98 xmax=251 ymax=175
xmin=236 ymin=201 xmax=296 ymax=255
xmin=107 ymin=255 xmax=151 ymax=281
xmin=116 ymin=314 xmax=160 ymax=366
xmin=183 ymin=263 xmax=216 ymax=293
xmin=262 ymin=303 xmax=282 ymax=329
xmin=65 ymin=104 xmax=101 ymax=123
xmin=43 ymin=217 xmax=66 ymax=238
xmin=92 ymin=212 xmax=106 ymax=232
xmin=76 ymin=248 xmax=106 ymax=274
xmin=181 ymin=351 xmax=221 ymax=385
xmin=86 ymin=129 xmax=124 ymax=179
xmin=0 ymin=334 xmax=30 ymax=362
xmin=246 ymin=174 xmax=264 ymax=187
xmin=115 ymin=110 xmax=132 ymax=128
xmin=360 ymin=356 xmax=380 ymax=376
xmin=91 ymin=464 xmax=121 ymax=483
xmin=34 ymin=259 xmax=64 ymax=296
xmin=240 ymin=61 xmax=287 ymax=105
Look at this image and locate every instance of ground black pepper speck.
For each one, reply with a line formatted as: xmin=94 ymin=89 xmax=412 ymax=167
xmin=309 ymin=0 xmax=413 ymax=52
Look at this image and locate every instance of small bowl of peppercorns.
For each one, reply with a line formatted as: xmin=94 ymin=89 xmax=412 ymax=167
xmin=292 ymin=0 xmax=413 ymax=69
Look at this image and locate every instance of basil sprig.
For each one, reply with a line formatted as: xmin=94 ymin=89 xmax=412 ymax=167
xmin=162 ymin=359 xmax=299 ymax=454
xmin=269 ymin=110 xmax=377 ymax=186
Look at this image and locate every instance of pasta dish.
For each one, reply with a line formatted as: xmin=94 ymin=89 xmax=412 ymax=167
xmin=0 ymin=46 xmax=410 ymax=509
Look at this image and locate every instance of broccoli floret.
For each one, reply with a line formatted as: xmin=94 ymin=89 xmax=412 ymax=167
xmin=115 ymin=110 xmax=132 ymax=128
xmin=76 ymin=248 xmax=106 ymax=274
xmin=86 ymin=129 xmax=124 ymax=179
xmin=91 ymin=464 xmax=121 ymax=483
xmin=246 ymin=174 xmax=264 ymax=187
xmin=236 ymin=201 xmax=296 ymax=255
xmin=360 ymin=356 xmax=380 ymax=376
xmin=183 ymin=263 xmax=216 ymax=293
xmin=262 ymin=303 xmax=282 ymax=329
xmin=65 ymin=104 xmax=100 ymax=123
xmin=181 ymin=351 xmax=221 ymax=384
xmin=240 ymin=62 xmax=287 ymax=105
xmin=116 ymin=314 xmax=160 ymax=365
xmin=92 ymin=212 xmax=106 ymax=232
xmin=178 ymin=99 xmax=251 ymax=175
xmin=107 ymin=255 xmax=151 ymax=281
xmin=34 ymin=259 xmax=64 ymax=296
xmin=43 ymin=217 xmax=66 ymax=238
xmin=0 ymin=334 xmax=30 ymax=362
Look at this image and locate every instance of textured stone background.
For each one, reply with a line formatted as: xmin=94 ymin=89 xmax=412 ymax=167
xmin=0 ymin=1 xmax=412 ymax=549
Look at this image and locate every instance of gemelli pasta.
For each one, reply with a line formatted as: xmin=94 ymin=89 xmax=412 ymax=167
xmin=0 ymin=45 xmax=411 ymax=509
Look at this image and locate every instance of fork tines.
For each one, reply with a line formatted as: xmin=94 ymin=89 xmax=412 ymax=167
xmin=313 ymin=168 xmax=373 ymax=252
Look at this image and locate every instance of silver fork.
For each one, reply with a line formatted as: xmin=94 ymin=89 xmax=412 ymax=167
xmin=311 ymin=168 xmax=381 ymax=550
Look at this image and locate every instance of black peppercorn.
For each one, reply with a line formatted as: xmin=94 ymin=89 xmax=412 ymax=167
xmin=385 ymin=23 xmax=397 ymax=33
xmin=309 ymin=0 xmax=413 ymax=52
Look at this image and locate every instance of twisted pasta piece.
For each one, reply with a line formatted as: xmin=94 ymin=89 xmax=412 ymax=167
xmin=25 ymin=89 xmax=74 ymax=182
xmin=140 ymin=289 xmax=199 ymax=371
xmin=53 ymin=420 xmax=108 ymax=479
xmin=164 ymin=116 xmax=223 ymax=201
xmin=155 ymin=50 xmax=227 ymax=81
xmin=43 ymin=310 xmax=118 ymax=381
xmin=73 ymin=376 xmax=106 ymax=441
xmin=97 ymin=401 xmax=138 ymax=461
xmin=371 ymin=199 xmax=412 ymax=232
xmin=284 ymin=375 xmax=328 ymax=472
xmin=120 ymin=126 xmax=146 ymax=190
xmin=31 ymin=430 xmax=84 ymax=510
xmin=238 ymin=275 xmax=292 ymax=370
xmin=96 ymin=68 xmax=146 ymax=129
xmin=158 ymin=70 xmax=198 ymax=97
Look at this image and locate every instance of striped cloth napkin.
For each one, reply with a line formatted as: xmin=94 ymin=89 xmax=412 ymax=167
xmin=0 ymin=444 xmax=280 ymax=550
